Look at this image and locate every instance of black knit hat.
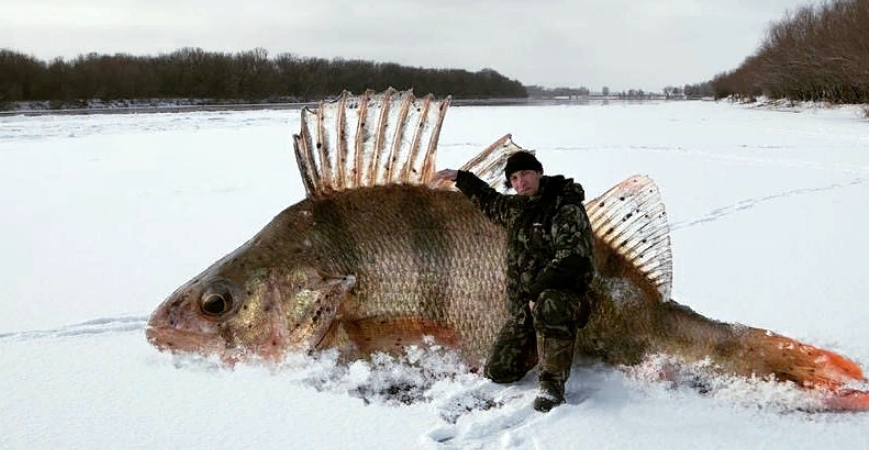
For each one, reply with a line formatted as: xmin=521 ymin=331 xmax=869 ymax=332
xmin=504 ymin=151 xmax=543 ymax=182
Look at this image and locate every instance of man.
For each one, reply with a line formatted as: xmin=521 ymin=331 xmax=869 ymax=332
xmin=433 ymin=151 xmax=595 ymax=412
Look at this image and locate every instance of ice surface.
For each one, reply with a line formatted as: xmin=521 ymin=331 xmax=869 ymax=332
xmin=2 ymin=101 xmax=868 ymax=449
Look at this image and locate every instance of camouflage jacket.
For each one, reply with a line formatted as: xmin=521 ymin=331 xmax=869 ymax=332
xmin=455 ymin=171 xmax=595 ymax=313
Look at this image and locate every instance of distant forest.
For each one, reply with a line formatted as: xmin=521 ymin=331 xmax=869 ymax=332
xmin=709 ymin=0 xmax=868 ymax=103
xmin=0 ymin=47 xmax=527 ymax=106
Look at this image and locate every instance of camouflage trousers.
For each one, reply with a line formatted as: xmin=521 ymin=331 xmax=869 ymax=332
xmin=483 ymin=289 xmax=590 ymax=383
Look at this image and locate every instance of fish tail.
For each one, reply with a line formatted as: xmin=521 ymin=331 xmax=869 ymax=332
xmin=741 ymin=328 xmax=863 ymax=388
xmin=740 ymin=328 xmax=869 ymax=411
xmin=657 ymin=301 xmax=869 ymax=411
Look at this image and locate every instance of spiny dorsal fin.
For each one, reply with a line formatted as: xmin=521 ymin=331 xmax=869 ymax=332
xmin=293 ymin=89 xmax=451 ymax=198
xmin=585 ymin=175 xmax=673 ymax=301
xmin=428 ymin=134 xmax=530 ymax=191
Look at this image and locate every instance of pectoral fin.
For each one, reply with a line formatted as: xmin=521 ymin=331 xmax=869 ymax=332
xmin=286 ymin=275 xmax=356 ymax=354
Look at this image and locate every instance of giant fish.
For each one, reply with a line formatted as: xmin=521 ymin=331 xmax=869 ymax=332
xmin=146 ymin=88 xmax=869 ymax=411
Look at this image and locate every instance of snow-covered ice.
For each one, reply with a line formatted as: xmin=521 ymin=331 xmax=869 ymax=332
xmin=2 ymin=101 xmax=868 ymax=449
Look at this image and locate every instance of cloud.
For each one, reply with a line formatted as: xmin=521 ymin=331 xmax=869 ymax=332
xmin=0 ymin=0 xmax=812 ymax=91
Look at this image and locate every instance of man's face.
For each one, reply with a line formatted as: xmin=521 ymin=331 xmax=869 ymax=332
xmin=509 ymin=170 xmax=541 ymax=196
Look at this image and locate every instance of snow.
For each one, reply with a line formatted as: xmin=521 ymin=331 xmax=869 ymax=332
xmin=2 ymin=101 xmax=869 ymax=449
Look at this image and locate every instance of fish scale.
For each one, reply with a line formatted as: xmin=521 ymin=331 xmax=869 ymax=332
xmin=309 ymin=186 xmax=506 ymax=362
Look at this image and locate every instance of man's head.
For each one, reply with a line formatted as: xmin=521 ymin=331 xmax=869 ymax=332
xmin=505 ymin=151 xmax=543 ymax=196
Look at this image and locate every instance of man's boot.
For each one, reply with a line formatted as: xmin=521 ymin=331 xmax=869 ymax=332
xmin=533 ymin=333 xmax=575 ymax=412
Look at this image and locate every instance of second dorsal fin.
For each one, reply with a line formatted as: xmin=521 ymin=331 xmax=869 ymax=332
xmin=428 ymin=134 xmax=531 ymax=191
xmin=585 ymin=175 xmax=673 ymax=301
xmin=292 ymin=88 xmax=451 ymax=198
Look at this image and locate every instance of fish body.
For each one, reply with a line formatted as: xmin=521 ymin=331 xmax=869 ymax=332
xmin=146 ymin=181 xmax=859 ymax=388
xmin=147 ymin=89 xmax=869 ymax=411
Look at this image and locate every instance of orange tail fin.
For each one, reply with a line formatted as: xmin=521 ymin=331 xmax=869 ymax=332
xmin=746 ymin=329 xmax=869 ymax=411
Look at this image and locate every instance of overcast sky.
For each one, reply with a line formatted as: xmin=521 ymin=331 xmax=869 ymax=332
xmin=2 ymin=0 xmax=817 ymax=92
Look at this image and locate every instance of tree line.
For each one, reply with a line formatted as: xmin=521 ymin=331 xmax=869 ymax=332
xmin=0 ymin=47 xmax=527 ymax=107
xmin=708 ymin=0 xmax=869 ymax=103
xmin=526 ymin=85 xmax=666 ymax=99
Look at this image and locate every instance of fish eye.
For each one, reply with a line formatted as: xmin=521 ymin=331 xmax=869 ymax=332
xmin=198 ymin=279 xmax=239 ymax=317
xmin=201 ymin=291 xmax=233 ymax=316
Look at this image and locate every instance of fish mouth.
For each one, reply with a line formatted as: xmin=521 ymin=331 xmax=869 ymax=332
xmin=145 ymin=326 xmax=226 ymax=355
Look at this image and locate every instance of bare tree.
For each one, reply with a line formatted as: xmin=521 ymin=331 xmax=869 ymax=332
xmin=0 ymin=48 xmax=528 ymax=105
xmin=705 ymin=0 xmax=869 ymax=104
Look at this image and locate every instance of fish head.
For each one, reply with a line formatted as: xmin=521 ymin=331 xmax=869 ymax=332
xmin=145 ymin=272 xmax=248 ymax=360
xmin=146 ymin=202 xmax=348 ymax=361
